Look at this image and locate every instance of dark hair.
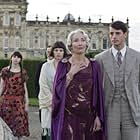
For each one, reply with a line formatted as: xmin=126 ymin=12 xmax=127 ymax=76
xmin=50 ymin=41 xmax=67 ymax=58
xmin=10 ymin=51 xmax=23 ymax=60
xmin=110 ymin=21 xmax=128 ymax=33
xmin=9 ymin=51 xmax=23 ymax=77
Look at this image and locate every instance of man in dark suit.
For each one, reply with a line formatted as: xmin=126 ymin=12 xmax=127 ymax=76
xmin=95 ymin=21 xmax=140 ymax=140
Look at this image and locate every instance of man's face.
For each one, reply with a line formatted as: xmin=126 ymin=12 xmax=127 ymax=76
xmin=47 ymin=47 xmax=51 ymax=57
xmin=109 ymin=27 xmax=127 ymax=50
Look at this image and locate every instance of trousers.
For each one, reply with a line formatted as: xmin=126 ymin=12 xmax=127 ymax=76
xmin=107 ymin=97 xmax=139 ymax=140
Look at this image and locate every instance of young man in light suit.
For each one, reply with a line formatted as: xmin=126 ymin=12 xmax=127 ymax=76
xmin=95 ymin=21 xmax=140 ymax=140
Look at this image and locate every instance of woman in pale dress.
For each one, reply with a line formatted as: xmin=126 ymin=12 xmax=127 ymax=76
xmin=38 ymin=41 xmax=67 ymax=140
xmin=0 ymin=117 xmax=14 ymax=140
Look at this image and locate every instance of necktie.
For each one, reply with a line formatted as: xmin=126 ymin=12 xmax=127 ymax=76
xmin=117 ymin=51 xmax=122 ymax=66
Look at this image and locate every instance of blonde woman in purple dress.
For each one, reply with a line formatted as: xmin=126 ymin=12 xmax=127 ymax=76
xmin=52 ymin=29 xmax=106 ymax=140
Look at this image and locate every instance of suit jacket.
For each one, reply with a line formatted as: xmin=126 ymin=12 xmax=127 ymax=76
xmin=34 ymin=60 xmax=46 ymax=97
xmin=95 ymin=47 xmax=140 ymax=125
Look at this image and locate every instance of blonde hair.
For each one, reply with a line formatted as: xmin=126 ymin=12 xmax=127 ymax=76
xmin=66 ymin=29 xmax=90 ymax=53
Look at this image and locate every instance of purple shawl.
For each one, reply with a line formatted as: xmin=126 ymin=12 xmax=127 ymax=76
xmin=51 ymin=59 xmax=106 ymax=140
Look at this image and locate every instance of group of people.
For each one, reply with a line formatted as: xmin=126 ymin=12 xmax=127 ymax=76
xmin=0 ymin=20 xmax=139 ymax=140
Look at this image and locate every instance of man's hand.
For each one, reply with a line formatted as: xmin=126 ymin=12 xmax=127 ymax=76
xmin=0 ymin=96 xmax=3 ymax=103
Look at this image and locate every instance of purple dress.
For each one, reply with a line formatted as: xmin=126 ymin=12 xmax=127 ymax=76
xmin=52 ymin=59 xmax=106 ymax=140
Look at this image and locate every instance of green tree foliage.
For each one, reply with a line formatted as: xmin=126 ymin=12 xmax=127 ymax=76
xmin=0 ymin=59 xmax=43 ymax=98
xmin=0 ymin=51 xmax=101 ymax=97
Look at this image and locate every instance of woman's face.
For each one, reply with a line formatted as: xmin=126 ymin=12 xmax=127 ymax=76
xmin=11 ymin=55 xmax=21 ymax=65
xmin=53 ymin=48 xmax=64 ymax=60
xmin=71 ymin=32 xmax=87 ymax=54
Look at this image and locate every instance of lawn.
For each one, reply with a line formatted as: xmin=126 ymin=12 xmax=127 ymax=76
xmin=29 ymin=98 xmax=39 ymax=106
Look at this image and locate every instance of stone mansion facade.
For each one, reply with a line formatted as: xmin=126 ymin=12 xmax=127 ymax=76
xmin=0 ymin=0 xmax=129 ymax=59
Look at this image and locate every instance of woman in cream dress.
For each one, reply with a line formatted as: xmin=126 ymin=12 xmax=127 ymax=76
xmin=0 ymin=117 xmax=14 ymax=140
xmin=38 ymin=41 xmax=67 ymax=140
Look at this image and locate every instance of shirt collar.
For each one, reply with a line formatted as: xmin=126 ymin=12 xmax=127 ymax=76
xmin=112 ymin=45 xmax=127 ymax=59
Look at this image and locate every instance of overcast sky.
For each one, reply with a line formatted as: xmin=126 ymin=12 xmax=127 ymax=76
xmin=26 ymin=0 xmax=140 ymax=51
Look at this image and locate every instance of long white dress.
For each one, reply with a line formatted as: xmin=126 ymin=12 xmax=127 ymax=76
xmin=38 ymin=59 xmax=56 ymax=129
xmin=0 ymin=117 xmax=14 ymax=140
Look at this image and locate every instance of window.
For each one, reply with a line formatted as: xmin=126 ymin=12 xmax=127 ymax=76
xmin=29 ymin=31 xmax=34 ymax=48
xmin=92 ymin=43 xmax=96 ymax=49
xmin=91 ymin=38 xmax=97 ymax=49
xmin=34 ymin=32 xmax=39 ymax=49
xmin=34 ymin=38 xmax=40 ymax=49
xmin=3 ymin=36 xmax=9 ymax=48
xmin=3 ymin=12 xmax=10 ymax=26
xmin=56 ymin=30 xmax=59 ymax=33
xmin=15 ymin=13 xmax=21 ymax=26
xmin=91 ymin=34 xmax=97 ymax=50
xmin=103 ymin=38 xmax=108 ymax=50
xmin=15 ymin=36 xmax=20 ymax=48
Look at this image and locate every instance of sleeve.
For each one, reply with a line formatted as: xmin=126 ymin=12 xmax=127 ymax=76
xmin=0 ymin=68 xmax=8 ymax=80
xmin=51 ymin=61 xmax=67 ymax=140
xmin=0 ymin=75 xmax=4 ymax=96
xmin=96 ymin=63 xmax=105 ymax=121
xmin=38 ymin=63 xmax=52 ymax=110
xmin=92 ymin=61 xmax=107 ymax=137
xmin=0 ymin=68 xmax=7 ymax=96
xmin=52 ymin=61 xmax=67 ymax=118
xmin=94 ymin=54 xmax=104 ymax=81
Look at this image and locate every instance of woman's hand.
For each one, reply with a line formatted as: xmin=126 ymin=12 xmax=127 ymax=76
xmin=69 ymin=62 xmax=87 ymax=76
xmin=93 ymin=116 xmax=101 ymax=132
xmin=0 ymin=96 xmax=3 ymax=103
xmin=25 ymin=103 xmax=29 ymax=112
xmin=66 ymin=63 xmax=87 ymax=87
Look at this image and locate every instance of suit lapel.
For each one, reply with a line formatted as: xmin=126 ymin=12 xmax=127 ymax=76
xmin=101 ymin=48 xmax=135 ymax=86
xmin=102 ymin=49 xmax=115 ymax=87
xmin=125 ymin=48 xmax=135 ymax=83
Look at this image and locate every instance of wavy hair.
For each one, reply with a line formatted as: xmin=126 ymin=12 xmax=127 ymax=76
xmin=66 ymin=29 xmax=90 ymax=53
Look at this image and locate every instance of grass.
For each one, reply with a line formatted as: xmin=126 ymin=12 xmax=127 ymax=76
xmin=29 ymin=98 xmax=39 ymax=106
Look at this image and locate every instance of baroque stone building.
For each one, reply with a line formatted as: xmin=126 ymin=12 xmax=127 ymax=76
xmin=0 ymin=0 xmax=129 ymax=59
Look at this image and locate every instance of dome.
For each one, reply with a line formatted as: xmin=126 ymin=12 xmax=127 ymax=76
xmin=63 ymin=13 xmax=75 ymax=22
